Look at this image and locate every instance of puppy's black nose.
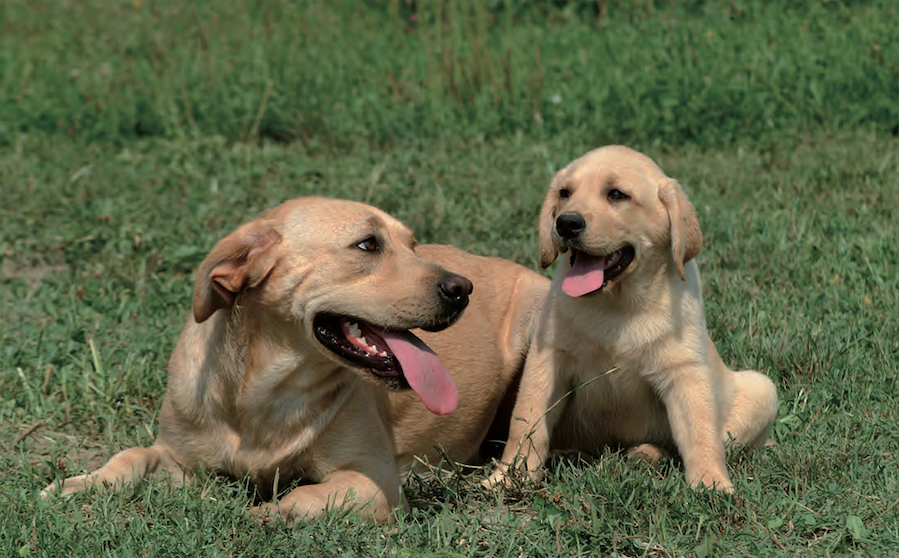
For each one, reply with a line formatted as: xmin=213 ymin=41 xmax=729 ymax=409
xmin=556 ymin=212 xmax=586 ymax=239
xmin=437 ymin=274 xmax=473 ymax=309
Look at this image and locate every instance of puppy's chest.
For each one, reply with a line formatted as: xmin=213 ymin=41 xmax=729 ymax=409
xmin=559 ymin=351 xmax=655 ymax=407
xmin=555 ymin=364 xmax=668 ymax=448
xmin=552 ymin=304 xmax=669 ymax=362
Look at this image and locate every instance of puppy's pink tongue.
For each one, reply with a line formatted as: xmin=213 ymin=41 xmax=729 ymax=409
xmin=562 ymin=252 xmax=606 ymax=297
xmin=379 ymin=330 xmax=458 ymax=415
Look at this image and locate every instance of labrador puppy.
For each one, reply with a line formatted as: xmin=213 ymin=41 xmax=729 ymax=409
xmin=42 ymin=197 xmax=548 ymax=521
xmin=486 ymin=146 xmax=778 ymax=492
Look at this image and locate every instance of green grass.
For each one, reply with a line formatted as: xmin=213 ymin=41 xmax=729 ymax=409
xmin=2 ymin=0 xmax=899 ymax=556
xmin=1 ymin=0 xmax=898 ymax=148
xmin=2 ymin=129 xmax=897 ymax=556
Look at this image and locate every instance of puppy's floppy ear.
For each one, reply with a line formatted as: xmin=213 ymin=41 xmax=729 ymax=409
xmin=192 ymin=221 xmax=282 ymax=323
xmin=538 ymin=171 xmax=565 ymax=269
xmin=658 ymin=178 xmax=702 ymax=282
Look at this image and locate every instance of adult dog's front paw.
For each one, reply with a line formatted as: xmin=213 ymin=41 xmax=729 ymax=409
xmin=249 ymin=502 xmax=289 ymax=524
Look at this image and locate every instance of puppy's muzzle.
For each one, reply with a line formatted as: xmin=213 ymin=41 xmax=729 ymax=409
xmin=556 ymin=212 xmax=586 ymax=240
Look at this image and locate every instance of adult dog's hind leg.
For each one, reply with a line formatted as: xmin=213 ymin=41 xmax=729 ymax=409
xmin=41 ymin=445 xmax=186 ymax=499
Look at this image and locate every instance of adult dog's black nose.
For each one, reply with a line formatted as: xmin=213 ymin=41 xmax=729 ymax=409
xmin=437 ymin=273 xmax=473 ymax=309
xmin=556 ymin=212 xmax=586 ymax=239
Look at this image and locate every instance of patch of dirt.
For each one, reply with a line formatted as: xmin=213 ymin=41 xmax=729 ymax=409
xmin=1 ymin=254 xmax=68 ymax=288
xmin=2 ymin=422 xmax=108 ymax=483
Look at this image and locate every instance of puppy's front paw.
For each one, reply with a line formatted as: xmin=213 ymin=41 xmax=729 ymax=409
xmin=482 ymin=467 xmax=511 ymax=489
xmin=688 ymin=467 xmax=734 ymax=493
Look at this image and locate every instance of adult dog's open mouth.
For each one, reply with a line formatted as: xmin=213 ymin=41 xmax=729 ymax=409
xmin=562 ymin=245 xmax=635 ymax=297
xmin=313 ymin=313 xmax=458 ymax=415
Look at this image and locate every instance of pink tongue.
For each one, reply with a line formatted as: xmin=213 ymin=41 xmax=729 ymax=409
xmin=562 ymin=252 xmax=608 ymax=297
xmin=378 ymin=329 xmax=458 ymax=416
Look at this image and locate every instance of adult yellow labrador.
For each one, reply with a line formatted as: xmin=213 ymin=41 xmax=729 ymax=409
xmin=42 ymin=197 xmax=548 ymax=521
xmin=486 ymin=146 xmax=778 ymax=492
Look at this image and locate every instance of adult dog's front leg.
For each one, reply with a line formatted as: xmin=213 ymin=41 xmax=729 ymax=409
xmin=250 ymin=469 xmax=404 ymax=523
xmin=658 ymin=366 xmax=733 ymax=492
xmin=41 ymin=444 xmax=186 ymax=499
xmin=484 ymin=350 xmax=568 ymax=487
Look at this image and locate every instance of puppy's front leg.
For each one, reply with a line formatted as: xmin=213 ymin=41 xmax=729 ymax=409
xmin=251 ymin=469 xmax=404 ymax=523
xmin=658 ymin=365 xmax=733 ymax=492
xmin=485 ymin=349 xmax=569 ymax=487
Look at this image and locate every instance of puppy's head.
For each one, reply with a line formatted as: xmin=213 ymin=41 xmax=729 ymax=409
xmin=539 ymin=145 xmax=702 ymax=297
xmin=192 ymin=196 xmax=472 ymax=415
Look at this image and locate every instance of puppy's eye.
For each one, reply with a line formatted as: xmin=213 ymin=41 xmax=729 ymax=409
xmin=559 ymin=188 xmax=571 ymax=199
xmin=607 ymin=188 xmax=630 ymax=201
xmin=355 ymin=236 xmax=380 ymax=252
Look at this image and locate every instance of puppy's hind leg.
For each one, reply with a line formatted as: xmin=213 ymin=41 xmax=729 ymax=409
xmin=660 ymin=365 xmax=734 ymax=492
xmin=723 ymin=370 xmax=778 ymax=451
xmin=626 ymin=443 xmax=670 ymax=466
xmin=41 ymin=444 xmax=186 ymax=499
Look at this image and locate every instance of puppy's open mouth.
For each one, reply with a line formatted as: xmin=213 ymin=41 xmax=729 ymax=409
xmin=562 ymin=245 xmax=635 ymax=297
xmin=313 ymin=313 xmax=458 ymax=415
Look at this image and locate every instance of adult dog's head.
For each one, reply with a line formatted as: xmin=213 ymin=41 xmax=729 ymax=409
xmin=191 ymin=196 xmax=472 ymax=415
xmin=539 ymin=145 xmax=702 ymax=298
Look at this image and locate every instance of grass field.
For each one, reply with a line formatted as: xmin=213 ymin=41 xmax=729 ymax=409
xmin=2 ymin=1 xmax=898 ymax=556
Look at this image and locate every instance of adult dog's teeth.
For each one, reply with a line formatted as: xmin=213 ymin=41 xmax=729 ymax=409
xmin=359 ymin=335 xmax=368 ymax=345
xmin=379 ymin=350 xmax=388 ymax=357
xmin=346 ymin=322 xmax=362 ymax=337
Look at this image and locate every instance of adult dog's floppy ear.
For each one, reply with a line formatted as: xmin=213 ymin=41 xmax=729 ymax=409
xmin=658 ymin=178 xmax=702 ymax=282
xmin=193 ymin=221 xmax=282 ymax=323
xmin=539 ymin=172 xmax=566 ymax=269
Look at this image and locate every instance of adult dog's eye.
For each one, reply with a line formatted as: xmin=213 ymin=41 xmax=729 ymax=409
xmin=355 ymin=236 xmax=380 ymax=252
xmin=608 ymin=188 xmax=630 ymax=201
xmin=559 ymin=188 xmax=571 ymax=199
